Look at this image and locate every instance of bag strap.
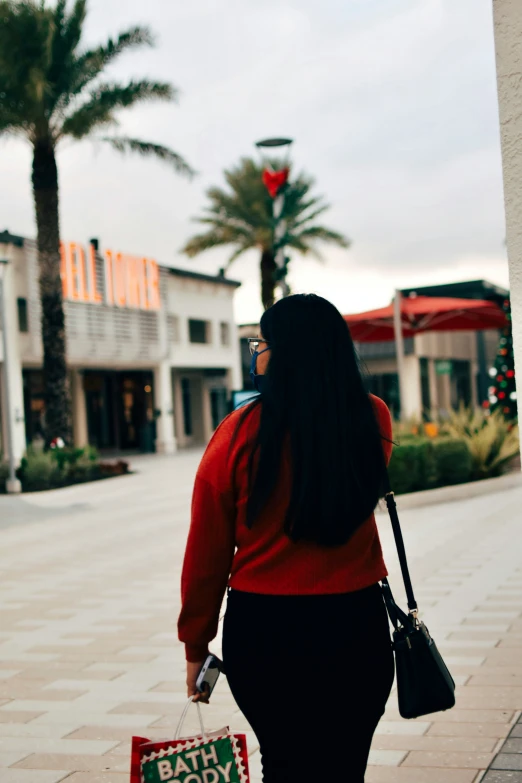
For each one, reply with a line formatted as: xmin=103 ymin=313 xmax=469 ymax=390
xmin=381 ymin=577 xmax=415 ymax=631
xmin=175 ymin=697 xmax=207 ymax=740
xmin=382 ymin=469 xmax=418 ymax=615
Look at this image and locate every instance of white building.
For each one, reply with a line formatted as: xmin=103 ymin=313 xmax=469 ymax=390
xmin=0 ymin=231 xmax=242 ymax=460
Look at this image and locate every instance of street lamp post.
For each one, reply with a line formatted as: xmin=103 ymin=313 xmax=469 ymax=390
xmin=255 ymin=137 xmax=293 ymax=298
xmin=0 ymin=258 xmax=22 ymax=494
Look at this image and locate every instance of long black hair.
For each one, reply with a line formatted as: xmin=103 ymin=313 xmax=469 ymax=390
xmin=237 ymin=293 xmax=388 ymax=547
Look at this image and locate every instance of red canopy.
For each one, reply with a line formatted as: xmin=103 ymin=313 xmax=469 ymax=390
xmin=344 ymin=296 xmax=507 ymax=343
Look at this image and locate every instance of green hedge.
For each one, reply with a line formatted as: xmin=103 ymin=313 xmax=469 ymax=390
xmin=432 ymin=439 xmax=472 ymax=486
xmin=7 ymin=446 xmax=130 ymax=493
xmin=388 ymin=437 xmax=472 ymax=495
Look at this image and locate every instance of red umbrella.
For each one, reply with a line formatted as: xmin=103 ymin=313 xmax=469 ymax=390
xmin=344 ymin=295 xmax=507 ymax=343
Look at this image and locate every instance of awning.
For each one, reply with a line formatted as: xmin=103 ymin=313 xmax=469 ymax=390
xmin=344 ymin=295 xmax=507 ymax=343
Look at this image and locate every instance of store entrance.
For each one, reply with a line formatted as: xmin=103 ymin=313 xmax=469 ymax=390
xmin=84 ymin=370 xmax=155 ymax=452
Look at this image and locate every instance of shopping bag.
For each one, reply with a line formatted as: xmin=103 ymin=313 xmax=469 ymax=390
xmin=130 ymin=697 xmax=250 ymax=783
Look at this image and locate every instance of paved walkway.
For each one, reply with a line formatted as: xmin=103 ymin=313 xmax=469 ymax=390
xmin=0 ymin=452 xmax=521 ymax=783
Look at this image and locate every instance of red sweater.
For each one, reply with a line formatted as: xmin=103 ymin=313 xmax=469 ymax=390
xmin=178 ymin=394 xmax=393 ymax=662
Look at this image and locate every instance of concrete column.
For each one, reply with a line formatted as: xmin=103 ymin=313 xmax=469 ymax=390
xmin=493 ymin=0 xmax=522 ymax=457
xmin=202 ymin=382 xmax=213 ymax=443
xmin=427 ymin=358 xmax=438 ymax=418
xmin=470 ymin=360 xmax=479 ymax=409
xmin=190 ymin=376 xmax=205 ymax=444
xmin=229 ymin=322 xmax=243 ymax=390
xmin=153 ymin=361 xmax=176 ymax=454
xmin=172 ymin=372 xmax=185 ymax=448
xmin=401 ymin=355 xmax=422 ymax=420
xmin=438 ymin=373 xmax=451 ymax=415
xmin=71 ymin=369 xmax=88 ymax=448
xmin=0 ymin=260 xmax=26 ymax=462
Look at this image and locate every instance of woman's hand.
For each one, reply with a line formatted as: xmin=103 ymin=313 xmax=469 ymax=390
xmin=186 ymin=661 xmax=209 ymax=703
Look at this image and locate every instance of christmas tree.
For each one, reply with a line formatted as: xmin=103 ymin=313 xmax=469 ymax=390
xmin=486 ymin=297 xmax=517 ymax=419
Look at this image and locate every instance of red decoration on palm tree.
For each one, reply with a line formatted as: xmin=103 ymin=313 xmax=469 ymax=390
xmin=262 ymin=167 xmax=289 ymax=198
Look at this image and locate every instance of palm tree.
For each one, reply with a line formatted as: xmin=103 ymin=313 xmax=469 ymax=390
xmin=183 ymin=157 xmax=349 ymax=310
xmin=0 ymin=0 xmax=193 ymax=444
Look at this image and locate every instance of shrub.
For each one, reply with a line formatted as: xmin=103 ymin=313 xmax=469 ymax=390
xmin=388 ymin=439 xmax=438 ymax=494
xmin=63 ymin=454 xmax=100 ymax=484
xmin=18 ymin=444 xmax=109 ymax=491
xmin=432 ymin=439 xmax=472 ymax=486
xmin=19 ymin=450 xmax=61 ymax=492
xmin=0 ymin=460 xmax=9 ymax=493
xmin=439 ymin=406 xmax=519 ymax=479
xmin=388 ymin=443 xmax=422 ymax=494
xmin=388 ymin=437 xmax=473 ymax=493
xmin=416 ymin=439 xmax=439 ymax=489
xmin=51 ymin=445 xmax=98 ymax=472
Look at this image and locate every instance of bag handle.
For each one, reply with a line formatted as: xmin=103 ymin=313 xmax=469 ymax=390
xmin=175 ymin=697 xmax=207 ymax=741
xmin=382 ymin=469 xmax=418 ymax=616
xmin=381 ymin=577 xmax=416 ymax=631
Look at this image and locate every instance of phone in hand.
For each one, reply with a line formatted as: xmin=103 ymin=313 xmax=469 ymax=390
xmin=196 ymin=654 xmax=222 ymax=699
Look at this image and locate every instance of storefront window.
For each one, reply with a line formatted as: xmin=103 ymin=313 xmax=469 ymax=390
xmin=84 ymin=370 xmax=154 ymax=452
xmin=451 ymin=360 xmax=471 ymax=408
xmin=189 ymin=319 xmax=210 ymax=344
xmin=85 ymin=372 xmax=115 ymax=450
xmin=182 ymin=378 xmax=193 ymax=436
xmin=420 ymin=358 xmax=431 ymax=420
xmin=17 ymin=298 xmax=29 ymax=333
xmin=365 ymin=373 xmax=401 ymax=420
xmin=23 ymin=370 xmax=46 ymax=443
xmin=210 ymin=387 xmax=228 ymax=430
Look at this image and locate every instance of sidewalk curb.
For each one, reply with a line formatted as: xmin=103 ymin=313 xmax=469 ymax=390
xmin=382 ymin=471 xmax=522 ymax=512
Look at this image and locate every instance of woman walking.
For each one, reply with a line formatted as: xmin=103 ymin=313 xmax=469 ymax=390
xmin=178 ymin=294 xmax=395 ymax=782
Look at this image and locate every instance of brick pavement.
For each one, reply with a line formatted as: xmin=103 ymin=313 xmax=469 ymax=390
xmin=0 ymin=451 xmax=521 ymax=783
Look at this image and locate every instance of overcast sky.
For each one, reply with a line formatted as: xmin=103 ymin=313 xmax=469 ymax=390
xmin=1 ymin=0 xmax=509 ymax=323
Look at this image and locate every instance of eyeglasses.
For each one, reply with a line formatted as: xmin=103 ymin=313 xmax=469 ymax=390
xmin=247 ymin=338 xmax=269 ymax=356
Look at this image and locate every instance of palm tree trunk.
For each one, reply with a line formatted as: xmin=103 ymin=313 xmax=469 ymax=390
xmin=32 ymin=139 xmax=72 ymax=445
xmin=260 ymin=248 xmax=277 ymax=310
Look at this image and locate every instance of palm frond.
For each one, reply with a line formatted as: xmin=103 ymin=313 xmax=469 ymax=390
xmin=296 ymin=225 xmax=350 ymax=248
xmin=0 ymin=108 xmax=27 ymax=137
xmin=47 ymin=0 xmax=88 ymax=110
xmin=292 ymin=203 xmax=329 ymax=228
xmin=286 ymin=235 xmax=321 ymax=258
xmin=65 ymin=26 xmax=155 ymax=102
xmin=196 ymin=216 xmax=254 ymax=240
xmin=182 ymin=230 xmax=243 ymax=258
xmin=63 ymin=0 xmax=87 ymax=52
xmin=202 ymin=205 xmax=265 ymax=234
xmin=0 ymin=0 xmax=54 ymax=129
xmin=101 ymin=136 xmax=195 ymax=178
xmin=61 ymin=80 xmax=175 ymax=138
xmin=182 ymin=215 xmax=258 ymax=257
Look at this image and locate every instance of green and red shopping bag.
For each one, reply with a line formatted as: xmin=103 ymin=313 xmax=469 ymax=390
xmin=130 ymin=698 xmax=250 ymax=783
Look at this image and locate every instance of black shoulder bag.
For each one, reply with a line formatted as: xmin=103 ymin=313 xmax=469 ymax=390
xmin=381 ymin=471 xmax=456 ymax=719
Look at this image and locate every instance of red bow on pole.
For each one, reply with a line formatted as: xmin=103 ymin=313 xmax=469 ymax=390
xmin=262 ymin=167 xmax=289 ymax=198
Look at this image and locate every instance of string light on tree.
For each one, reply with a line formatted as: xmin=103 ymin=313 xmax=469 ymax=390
xmin=485 ymin=297 xmax=517 ymax=419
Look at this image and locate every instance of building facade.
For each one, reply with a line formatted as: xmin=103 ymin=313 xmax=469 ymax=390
xmin=0 ymin=231 xmax=242 ymax=460
xmin=357 ymin=328 xmax=500 ymax=420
